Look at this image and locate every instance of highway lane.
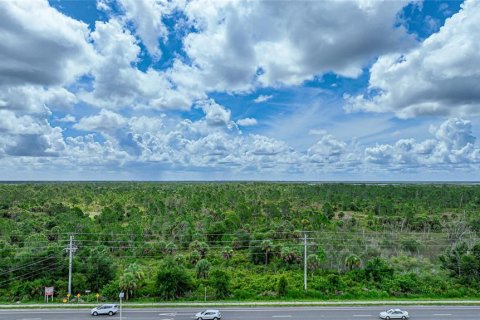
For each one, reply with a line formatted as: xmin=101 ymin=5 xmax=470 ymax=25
xmin=1 ymin=306 xmax=480 ymax=320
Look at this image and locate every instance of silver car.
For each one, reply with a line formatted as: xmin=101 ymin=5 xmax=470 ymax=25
xmin=195 ymin=309 xmax=222 ymax=320
xmin=379 ymin=308 xmax=409 ymax=319
xmin=91 ymin=304 xmax=118 ymax=316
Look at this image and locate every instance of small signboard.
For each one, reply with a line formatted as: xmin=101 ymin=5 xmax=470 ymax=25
xmin=44 ymin=287 xmax=54 ymax=303
xmin=119 ymin=292 xmax=124 ymax=299
xmin=45 ymin=287 xmax=54 ymax=296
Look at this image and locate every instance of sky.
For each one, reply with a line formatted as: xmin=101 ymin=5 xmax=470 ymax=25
xmin=1 ymin=0 xmax=480 ymax=181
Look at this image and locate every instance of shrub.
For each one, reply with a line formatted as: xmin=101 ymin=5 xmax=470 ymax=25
xmin=365 ymin=258 xmax=394 ymax=283
xmin=156 ymin=265 xmax=193 ymax=300
xmin=189 ymin=240 xmax=209 ymax=258
xmin=189 ymin=251 xmax=201 ymax=265
xmin=101 ymin=280 xmax=120 ymax=300
xmin=209 ymin=269 xmax=230 ymax=299
xmin=277 ymin=275 xmax=288 ymax=296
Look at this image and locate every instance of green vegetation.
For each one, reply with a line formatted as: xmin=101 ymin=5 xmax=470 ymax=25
xmin=0 ymin=182 xmax=480 ymax=302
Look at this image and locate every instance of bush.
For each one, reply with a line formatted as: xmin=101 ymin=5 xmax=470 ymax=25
xmin=189 ymin=240 xmax=209 ymax=258
xmin=365 ymin=258 xmax=394 ymax=283
xmin=209 ymin=269 xmax=230 ymax=299
xmin=156 ymin=263 xmax=193 ymax=300
xmin=277 ymin=275 xmax=288 ymax=296
xmin=189 ymin=251 xmax=201 ymax=265
xmin=101 ymin=280 xmax=120 ymax=300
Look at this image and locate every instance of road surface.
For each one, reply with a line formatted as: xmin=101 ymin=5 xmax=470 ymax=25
xmin=1 ymin=306 xmax=480 ymax=320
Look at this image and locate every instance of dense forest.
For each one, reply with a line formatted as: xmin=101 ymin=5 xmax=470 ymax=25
xmin=1 ymin=182 xmax=480 ymax=302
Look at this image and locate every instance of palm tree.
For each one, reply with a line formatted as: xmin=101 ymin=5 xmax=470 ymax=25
xmin=119 ymin=263 xmax=145 ymax=300
xmin=165 ymin=242 xmax=177 ymax=255
xmin=189 ymin=250 xmax=201 ymax=265
xmin=345 ymin=254 xmax=362 ymax=271
xmin=119 ymin=272 xmax=135 ymax=301
xmin=261 ymin=240 xmax=273 ymax=265
xmin=281 ymin=246 xmax=301 ymax=264
xmin=189 ymin=240 xmax=209 ymax=258
xmin=307 ymin=254 xmax=322 ymax=277
xmin=195 ymin=259 xmax=212 ymax=279
xmin=222 ymin=246 xmax=233 ymax=261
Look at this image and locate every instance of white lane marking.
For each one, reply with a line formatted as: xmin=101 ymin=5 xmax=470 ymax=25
xmin=272 ymin=316 xmax=292 ymax=318
xmin=159 ymin=313 xmax=176 ymax=316
xmin=433 ymin=314 xmax=453 ymax=316
xmin=352 ymin=315 xmax=373 ymax=317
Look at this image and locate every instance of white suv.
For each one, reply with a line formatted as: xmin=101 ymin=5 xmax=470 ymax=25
xmin=91 ymin=304 xmax=118 ymax=316
xmin=195 ymin=309 xmax=222 ymax=320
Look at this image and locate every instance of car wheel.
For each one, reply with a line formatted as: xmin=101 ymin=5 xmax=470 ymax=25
xmin=214 ymin=318 xmax=219 ymax=320
xmin=93 ymin=312 xmax=98 ymax=316
xmin=386 ymin=317 xmax=390 ymax=320
xmin=402 ymin=317 xmax=406 ymax=320
xmin=108 ymin=311 xmax=114 ymax=316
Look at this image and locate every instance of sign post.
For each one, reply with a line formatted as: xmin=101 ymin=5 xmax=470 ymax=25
xmin=96 ymin=293 xmax=100 ymax=303
xmin=76 ymin=293 xmax=81 ymax=304
xmin=44 ymin=287 xmax=54 ymax=303
xmin=119 ymin=292 xmax=124 ymax=320
xmin=67 ymin=293 xmax=71 ymax=303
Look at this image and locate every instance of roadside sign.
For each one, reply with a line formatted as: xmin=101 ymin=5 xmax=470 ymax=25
xmin=44 ymin=287 xmax=54 ymax=297
xmin=44 ymin=287 xmax=54 ymax=303
xmin=119 ymin=292 xmax=125 ymax=299
xmin=96 ymin=293 xmax=100 ymax=298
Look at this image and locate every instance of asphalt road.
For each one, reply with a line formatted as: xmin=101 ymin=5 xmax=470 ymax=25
xmin=1 ymin=306 xmax=480 ymax=320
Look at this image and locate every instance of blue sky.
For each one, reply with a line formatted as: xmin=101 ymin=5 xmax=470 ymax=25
xmin=1 ymin=0 xmax=479 ymax=181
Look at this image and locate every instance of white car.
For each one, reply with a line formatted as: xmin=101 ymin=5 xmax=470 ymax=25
xmin=195 ymin=309 xmax=222 ymax=320
xmin=91 ymin=304 xmax=118 ymax=316
xmin=379 ymin=308 xmax=409 ymax=319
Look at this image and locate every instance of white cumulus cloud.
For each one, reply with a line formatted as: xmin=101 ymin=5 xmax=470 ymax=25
xmin=236 ymin=118 xmax=257 ymax=126
xmin=179 ymin=0 xmax=414 ymax=92
xmin=365 ymin=118 xmax=480 ymax=166
xmin=74 ymin=109 xmax=127 ymax=134
xmin=116 ymin=0 xmax=176 ymax=58
xmin=346 ymin=0 xmax=480 ymax=118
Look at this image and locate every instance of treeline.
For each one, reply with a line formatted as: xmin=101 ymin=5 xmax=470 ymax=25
xmin=0 ymin=182 xmax=479 ymax=302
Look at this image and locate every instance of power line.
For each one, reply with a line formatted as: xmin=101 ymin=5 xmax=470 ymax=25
xmin=0 ymin=229 xmax=473 ymax=242
xmin=0 ymin=238 xmax=466 ymax=252
xmin=0 ymin=255 xmax=56 ymax=277
xmin=0 ymin=262 xmax=59 ymax=287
